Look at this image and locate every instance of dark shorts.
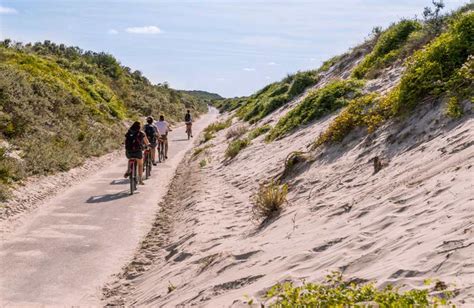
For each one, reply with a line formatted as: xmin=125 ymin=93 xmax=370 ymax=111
xmin=126 ymin=150 xmax=143 ymax=160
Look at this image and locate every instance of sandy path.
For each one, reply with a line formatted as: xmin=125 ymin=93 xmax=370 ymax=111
xmin=0 ymin=108 xmax=218 ymax=306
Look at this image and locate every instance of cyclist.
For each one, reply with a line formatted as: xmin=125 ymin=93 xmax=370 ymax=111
xmin=155 ymin=115 xmax=171 ymax=159
xmin=144 ymin=116 xmax=158 ymax=166
xmin=124 ymin=121 xmax=150 ymax=185
xmin=184 ymin=109 xmax=193 ymax=138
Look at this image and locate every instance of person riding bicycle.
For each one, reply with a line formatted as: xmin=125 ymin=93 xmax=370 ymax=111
xmin=144 ymin=116 xmax=158 ymax=166
xmin=184 ymin=109 xmax=193 ymax=138
xmin=124 ymin=121 xmax=150 ymax=185
xmin=155 ymin=115 xmax=171 ymax=159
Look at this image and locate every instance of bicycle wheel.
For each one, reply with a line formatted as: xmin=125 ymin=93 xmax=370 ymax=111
xmin=133 ymin=161 xmax=138 ymax=191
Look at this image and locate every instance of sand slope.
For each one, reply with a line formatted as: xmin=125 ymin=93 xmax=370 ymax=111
xmin=103 ymin=95 xmax=473 ymax=306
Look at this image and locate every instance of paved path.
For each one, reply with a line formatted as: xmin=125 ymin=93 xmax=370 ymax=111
xmin=0 ymin=109 xmax=218 ymax=306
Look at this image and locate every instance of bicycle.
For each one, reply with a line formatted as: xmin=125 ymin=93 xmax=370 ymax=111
xmin=143 ymin=146 xmax=152 ymax=179
xmin=157 ymin=138 xmax=166 ymax=162
xmin=185 ymin=123 xmax=192 ymax=140
xmin=128 ymin=159 xmax=138 ymax=195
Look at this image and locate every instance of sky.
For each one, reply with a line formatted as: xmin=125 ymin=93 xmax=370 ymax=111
xmin=0 ymin=0 xmax=469 ymax=97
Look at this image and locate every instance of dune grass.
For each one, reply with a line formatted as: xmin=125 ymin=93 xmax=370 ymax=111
xmin=248 ymin=124 xmax=271 ymax=140
xmin=252 ymin=181 xmax=288 ymax=221
xmin=352 ymin=20 xmax=421 ymax=79
xmin=266 ymin=79 xmax=364 ymax=141
xmin=225 ymin=138 xmax=250 ymax=159
xmin=315 ymin=12 xmax=474 ymax=148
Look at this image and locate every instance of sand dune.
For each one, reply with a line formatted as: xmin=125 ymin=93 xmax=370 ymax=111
xmin=103 ymin=93 xmax=473 ymax=306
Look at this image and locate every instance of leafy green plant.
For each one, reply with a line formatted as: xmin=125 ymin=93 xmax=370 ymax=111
xmin=386 ymin=12 xmax=474 ymax=115
xmin=352 ymin=20 xmax=421 ymax=79
xmin=445 ymin=96 xmax=464 ymax=118
xmin=315 ymin=93 xmax=382 ymax=146
xmin=267 ymin=79 xmax=364 ymax=141
xmin=225 ymin=138 xmax=250 ymax=159
xmin=264 ymin=272 xmax=453 ymax=307
xmin=236 ymin=71 xmax=319 ymax=123
xmin=252 ymin=181 xmax=288 ymax=221
xmin=248 ymin=124 xmax=271 ymax=140
xmin=199 ymin=159 xmax=207 ymax=168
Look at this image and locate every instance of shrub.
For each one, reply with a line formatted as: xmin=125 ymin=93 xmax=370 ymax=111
xmin=445 ymin=96 xmax=463 ymax=118
xmin=201 ymin=131 xmax=215 ymax=143
xmin=225 ymin=138 xmax=250 ymax=159
xmin=252 ymin=181 xmax=288 ymax=221
xmin=226 ymin=125 xmax=248 ymax=140
xmin=199 ymin=159 xmax=207 ymax=168
xmin=267 ymin=79 xmax=364 ymax=141
xmin=264 ymin=272 xmax=453 ymax=307
xmin=352 ymin=20 xmax=421 ymax=79
xmin=386 ymin=12 xmax=474 ymax=115
xmin=236 ymin=71 xmax=319 ymax=123
xmin=193 ymin=144 xmax=212 ymax=157
xmin=203 ymin=119 xmax=232 ymax=134
xmin=315 ymin=93 xmax=382 ymax=146
xmin=248 ymin=125 xmax=271 ymax=140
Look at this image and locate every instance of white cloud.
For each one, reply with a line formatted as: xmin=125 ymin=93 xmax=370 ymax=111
xmin=265 ymin=76 xmax=271 ymax=80
xmin=267 ymin=62 xmax=277 ymax=66
xmin=0 ymin=6 xmax=17 ymax=14
xmin=108 ymin=29 xmax=119 ymax=35
xmin=126 ymin=26 xmax=161 ymax=34
xmin=243 ymin=68 xmax=256 ymax=72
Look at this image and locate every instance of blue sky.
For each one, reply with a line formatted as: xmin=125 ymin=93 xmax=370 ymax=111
xmin=0 ymin=0 xmax=468 ymax=97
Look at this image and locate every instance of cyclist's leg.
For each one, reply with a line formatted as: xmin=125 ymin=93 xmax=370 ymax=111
xmin=151 ymin=146 xmax=156 ymax=164
xmin=137 ymin=158 xmax=144 ymax=184
xmin=165 ymin=139 xmax=169 ymax=158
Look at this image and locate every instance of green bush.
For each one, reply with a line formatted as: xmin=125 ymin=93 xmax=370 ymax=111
xmin=267 ymin=79 xmax=364 ymax=141
xmin=248 ymin=125 xmax=271 ymax=140
xmin=352 ymin=20 xmax=421 ymax=79
xmin=264 ymin=272 xmax=453 ymax=307
xmin=445 ymin=96 xmax=464 ymax=118
xmin=236 ymin=71 xmax=319 ymax=123
xmin=225 ymin=138 xmax=250 ymax=159
xmin=386 ymin=12 xmax=474 ymax=115
xmin=315 ymin=93 xmax=382 ymax=146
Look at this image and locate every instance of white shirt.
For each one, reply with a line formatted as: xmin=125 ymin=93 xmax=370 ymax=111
xmin=155 ymin=120 xmax=170 ymax=136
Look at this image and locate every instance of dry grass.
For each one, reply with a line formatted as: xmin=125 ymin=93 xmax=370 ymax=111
xmin=252 ymin=181 xmax=288 ymax=222
xmin=226 ymin=125 xmax=248 ymax=140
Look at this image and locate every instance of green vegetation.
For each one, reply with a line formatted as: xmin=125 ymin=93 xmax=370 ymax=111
xmin=0 ymin=40 xmax=208 ymax=198
xmin=386 ymin=11 xmax=474 ymax=115
xmin=199 ymin=159 xmax=207 ymax=168
xmin=352 ymin=20 xmax=421 ymax=79
xmin=264 ymin=272 xmax=453 ymax=307
xmin=445 ymin=97 xmax=464 ymax=118
xmin=252 ymin=181 xmax=288 ymax=221
xmin=315 ymin=94 xmax=381 ymax=146
xmin=248 ymin=124 xmax=271 ymax=140
xmin=316 ymin=11 xmax=474 ymax=148
xmin=201 ymin=118 xmax=232 ymax=143
xmin=179 ymin=90 xmax=223 ymax=101
xmin=236 ymin=71 xmax=320 ymax=123
xmin=267 ymin=79 xmax=364 ymax=141
xmin=192 ymin=144 xmax=213 ymax=157
xmin=224 ymin=138 xmax=250 ymax=159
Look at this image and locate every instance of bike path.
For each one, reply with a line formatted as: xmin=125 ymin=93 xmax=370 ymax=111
xmin=0 ymin=108 xmax=218 ymax=306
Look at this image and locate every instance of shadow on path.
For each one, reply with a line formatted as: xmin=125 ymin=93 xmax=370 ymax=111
xmin=110 ymin=179 xmax=129 ymax=185
xmin=86 ymin=191 xmax=130 ymax=203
